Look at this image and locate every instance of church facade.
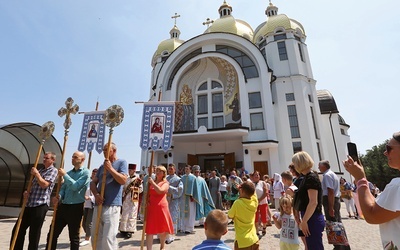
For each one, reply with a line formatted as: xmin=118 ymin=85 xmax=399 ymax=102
xmin=140 ymin=1 xmax=351 ymax=178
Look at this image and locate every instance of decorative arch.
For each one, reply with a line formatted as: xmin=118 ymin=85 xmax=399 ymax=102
xmin=174 ymin=56 xmax=242 ymax=131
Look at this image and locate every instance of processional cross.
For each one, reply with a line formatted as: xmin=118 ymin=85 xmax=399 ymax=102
xmin=58 ymin=97 xmax=79 ymax=131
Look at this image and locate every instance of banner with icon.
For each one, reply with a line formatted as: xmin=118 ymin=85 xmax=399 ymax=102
xmin=78 ymin=111 xmax=106 ymax=153
xmin=140 ymin=102 xmax=175 ymax=152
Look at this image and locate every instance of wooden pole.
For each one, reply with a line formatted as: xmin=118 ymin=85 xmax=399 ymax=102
xmin=10 ymin=142 xmax=44 ymax=250
xmin=140 ymin=87 xmax=162 ymax=249
xmin=86 ymin=101 xmax=99 ymax=170
xmin=92 ymin=128 xmax=114 ymax=250
xmin=47 ymin=98 xmax=78 ymax=250
xmin=46 ymin=131 xmax=68 ymax=250
xmin=140 ymin=152 xmax=155 ymax=250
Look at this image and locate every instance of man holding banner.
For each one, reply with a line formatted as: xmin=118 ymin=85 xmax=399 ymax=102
xmin=90 ymin=142 xmax=128 ymax=250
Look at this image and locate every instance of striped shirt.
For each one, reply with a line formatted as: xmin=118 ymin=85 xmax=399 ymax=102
xmin=27 ymin=165 xmax=58 ymax=207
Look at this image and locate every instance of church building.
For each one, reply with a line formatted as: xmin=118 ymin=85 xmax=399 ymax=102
xmin=140 ymin=1 xmax=351 ymax=178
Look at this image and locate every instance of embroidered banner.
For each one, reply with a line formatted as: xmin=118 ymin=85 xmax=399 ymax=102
xmin=140 ymin=102 xmax=175 ymax=152
xmin=78 ymin=111 xmax=106 ymax=154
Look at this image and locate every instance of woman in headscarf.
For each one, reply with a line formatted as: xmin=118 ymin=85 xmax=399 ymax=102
xmin=273 ymin=173 xmax=285 ymax=211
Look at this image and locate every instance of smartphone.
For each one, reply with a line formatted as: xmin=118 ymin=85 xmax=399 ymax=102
xmin=347 ymin=142 xmax=359 ymax=163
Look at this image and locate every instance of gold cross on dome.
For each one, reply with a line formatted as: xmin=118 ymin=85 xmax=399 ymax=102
xmin=171 ymin=13 xmax=180 ymax=25
xmin=203 ymin=18 xmax=214 ymax=27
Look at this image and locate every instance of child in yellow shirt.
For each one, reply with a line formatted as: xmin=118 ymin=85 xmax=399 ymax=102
xmin=228 ymin=181 xmax=259 ymax=250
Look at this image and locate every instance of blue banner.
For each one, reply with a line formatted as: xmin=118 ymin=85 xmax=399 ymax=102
xmin=140 ymin=102 xmax=175 ymax=152
xmin=78 ymin=111 xmax=106 ymax=154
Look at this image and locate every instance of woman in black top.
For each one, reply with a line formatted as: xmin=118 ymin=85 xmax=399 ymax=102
xmin=292 ymin=151 xmax=325 ymax=250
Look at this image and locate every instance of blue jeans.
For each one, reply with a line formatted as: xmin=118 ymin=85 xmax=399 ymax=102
xmin=301 ymin=211 xmax=325 ymax=250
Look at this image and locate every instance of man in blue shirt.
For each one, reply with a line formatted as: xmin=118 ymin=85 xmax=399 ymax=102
xmin=46 ymin=151 xmax=90 ymax=250
xmin=91 ymin=142 xmax=128 ymax=250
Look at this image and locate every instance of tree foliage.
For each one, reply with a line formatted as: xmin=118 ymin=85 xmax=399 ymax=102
xmin=360 ymin=140 xmax=399 ymax=191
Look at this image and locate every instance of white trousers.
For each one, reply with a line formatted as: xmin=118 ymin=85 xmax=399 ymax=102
xmin=182 ymin=201 xmax=196 ymax=232
xmin=91 ymin=206 xmax=121 ymax=250
xmin=343 ymin=198 xmax=357 ymax=214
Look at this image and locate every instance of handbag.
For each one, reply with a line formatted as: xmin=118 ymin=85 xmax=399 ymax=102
xmin=325 ymin=220 xmax=349 ymax=246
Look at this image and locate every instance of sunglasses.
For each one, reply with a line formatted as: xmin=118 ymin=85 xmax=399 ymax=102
xmin=385 ymin=144 xmax=400 ymax=153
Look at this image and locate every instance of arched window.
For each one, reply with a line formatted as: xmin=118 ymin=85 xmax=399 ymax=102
xmin=196 ymin=80 xmax=224 ymax=129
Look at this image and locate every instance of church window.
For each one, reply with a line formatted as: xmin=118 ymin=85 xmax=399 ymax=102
xmin=286 ymin=93 xmax=295 ymax=101
xmin=308 ymin=94 xmax=312 ymax=102
xmin=292 ymin=141 xmax=302 ymax=153
xmin=216 ymin=45 xmax=259 ymax=78
xmin=212 ymin=81 xmax=222 ymax=89
xmin=287 ymin=105 xmax=300 ymax=138
xmin=278 ymin=41 xmax=288 ymax=61
xmin=213 ymin=116 xmax=224 ymax=128
xmin=212 ymin=93 xmax=223 ymax=113
xmin=196 ymin=80 xmax=225 ymax=129
xmin=199 ymin=82 xmax=207 ymax=91
xmin=316 ymin=142 xmax=322 ymax=161
xmin=249 ymin=92 xmax=262 ymax=109
xmin=198 ymin=117 xmax=208 ymax=128
xmin=250 ymin=112 xmax=264 ymax=130
xmin=298 ymin=43 xmax=305 ymax=62
xmin=198 ymin=95 xmax=208 ymax=114
xmin=258 ymin=38 xmax=266 ymax=48
xmin=310 ymin=106 xmax=319 ymax=139
xmin=274 ymin=34 xmax=287 ymax=41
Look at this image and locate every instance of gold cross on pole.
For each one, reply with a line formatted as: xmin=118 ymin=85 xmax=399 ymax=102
xmin=203 ymin=17 xmax=214 ymax=27
xmin=171 ymin=13 xmax=180 ymax=25
xmin=58 ymin=97 xmax=79 ymax=131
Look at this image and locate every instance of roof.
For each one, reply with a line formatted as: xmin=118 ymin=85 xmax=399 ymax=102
xmin=0 ymin=122 xmax=62 ymax=207
xmin=317 ymin=89 xmax=339 ymax=114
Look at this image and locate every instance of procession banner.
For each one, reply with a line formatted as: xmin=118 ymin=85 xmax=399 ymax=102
xmin=140 ymin=102 xmax=175 ymax=152
xmin=78 ymin=111 xmax=106 ymax=154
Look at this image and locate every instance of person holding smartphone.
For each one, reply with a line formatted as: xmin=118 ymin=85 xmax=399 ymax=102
xmin=343 ymin=132 xmax=400 ymax=249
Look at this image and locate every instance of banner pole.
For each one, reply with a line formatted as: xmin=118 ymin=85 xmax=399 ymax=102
xmin=86 ymin=101 xmax=99 ymax=170
xmin=47 ymin=97 xmax=79 ymax=250
xmin=140 ymin=88 xmax=163 ymax=249
xmin=92 ymin=105 xmax=124 ymax=250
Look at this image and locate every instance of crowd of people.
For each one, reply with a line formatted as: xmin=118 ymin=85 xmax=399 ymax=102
xmin=8 ymin=131 xmax=400 ymax=249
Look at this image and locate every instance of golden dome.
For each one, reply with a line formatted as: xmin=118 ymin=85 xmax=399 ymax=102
xmin=204 ymin=16 xmax=254 ymax=41
xmin=152 ymin=25 xmax=184 ymax=67
xmin=253 ymin=14 xmax=305 ymax=43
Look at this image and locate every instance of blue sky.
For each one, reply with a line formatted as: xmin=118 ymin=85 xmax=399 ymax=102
xmin=1 ymin=0 xmax=399 ymax=171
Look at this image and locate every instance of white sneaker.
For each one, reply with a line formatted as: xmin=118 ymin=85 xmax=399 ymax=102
xmin=79 ymin=240 xmax=90 ymax=246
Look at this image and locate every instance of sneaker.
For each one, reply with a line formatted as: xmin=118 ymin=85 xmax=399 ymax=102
xmin=165 ymin=237 xmax=174 ymax=244
xmin=79 ymin=240 xmax=90 ymax=246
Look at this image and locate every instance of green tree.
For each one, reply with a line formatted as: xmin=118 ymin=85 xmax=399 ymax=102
xmin=360 ymin=140 xmax=399 ymax=191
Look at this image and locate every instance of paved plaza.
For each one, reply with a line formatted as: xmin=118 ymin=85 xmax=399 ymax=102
xmin=1 ymin=204 xmax=381 ymax=250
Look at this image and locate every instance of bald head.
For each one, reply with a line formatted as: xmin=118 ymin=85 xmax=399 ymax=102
xmin=72 ymin=151 xmax=86 ymax=169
